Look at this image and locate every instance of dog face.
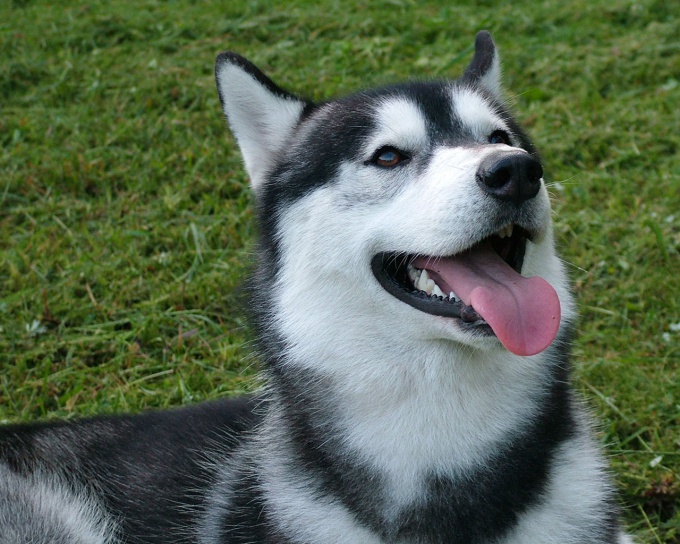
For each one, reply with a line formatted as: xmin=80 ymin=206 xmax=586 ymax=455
xmin=216 ymin=32 xmax=574 ymax=365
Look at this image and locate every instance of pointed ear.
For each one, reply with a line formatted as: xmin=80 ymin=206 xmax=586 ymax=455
xmin=463 ymin=30 xmax=502 ymax=99
xmin=215 ymin=53 xmax=308 ymax=190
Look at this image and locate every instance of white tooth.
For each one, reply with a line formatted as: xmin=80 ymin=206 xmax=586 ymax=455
xmin=496 ymin=224 xmax=515 ymax=238
xmin=449 ymin=291 xmax=456 ymax=300
xmin=407 ymin=264 xmax=419 ymax=284
xmin=414 ymin=270 xmax=422 ymax=289
xmin=432 ymin=283 xmax=445 ymax=298
xmin=424 ymin=279 xmax=435 ymax=295
xmin=417 ymin=269 xmax=430 ymax=291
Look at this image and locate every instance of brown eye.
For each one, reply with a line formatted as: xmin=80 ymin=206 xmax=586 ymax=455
xmin=488 ymin=130 xmax=511 ymax=145
xmin=370 ymin=146 xmax=409 ymax=168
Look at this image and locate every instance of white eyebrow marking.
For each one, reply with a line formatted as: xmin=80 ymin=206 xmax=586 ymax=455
xmin=365 ymin=97 xmax=428 ymax=159
xmin=452 ymin=88 xmax=509 ymax=142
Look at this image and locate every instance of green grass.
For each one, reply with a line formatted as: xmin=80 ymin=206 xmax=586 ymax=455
xmin=1 ymin=0 xmax=678 ymax=541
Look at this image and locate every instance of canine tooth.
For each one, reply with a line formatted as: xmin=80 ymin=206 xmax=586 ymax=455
xmin=416 ymin=269 xmax=430 ymax=291
xmin=424 ymin=278 xmax=435 ymax=295
xmin=496 ymin=224 xmax=515 ymax=239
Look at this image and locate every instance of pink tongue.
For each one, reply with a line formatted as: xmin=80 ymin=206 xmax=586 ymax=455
xmin=413 ymin=244 xmax=560 ymax=356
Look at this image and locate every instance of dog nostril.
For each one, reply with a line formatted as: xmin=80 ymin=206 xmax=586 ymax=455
xmin=484 ymin=161 xmax=514 ymax=189
xmin=476 ymin=153 xmax=543 ymax=204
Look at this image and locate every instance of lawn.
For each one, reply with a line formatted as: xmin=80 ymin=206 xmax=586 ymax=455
xmin=1 ymin=0 xmax=679 ymax=541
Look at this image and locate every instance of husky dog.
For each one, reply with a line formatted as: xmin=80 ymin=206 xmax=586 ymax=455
xmin=0 ymin=32 xmax=632 ymax=543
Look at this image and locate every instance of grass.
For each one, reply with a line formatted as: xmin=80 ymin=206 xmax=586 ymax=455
xmin=1 ymin=0 xmax=679 ymax=541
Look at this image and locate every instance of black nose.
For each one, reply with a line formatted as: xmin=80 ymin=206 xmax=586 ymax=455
xmin=476 ymin=152 xmax=543 ymax=204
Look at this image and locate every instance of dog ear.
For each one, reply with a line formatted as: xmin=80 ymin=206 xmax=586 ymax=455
xmin=463 ymin=31 xmax=502 ymax=99
xmin=215 ymin=53 xmax=309 ymax=190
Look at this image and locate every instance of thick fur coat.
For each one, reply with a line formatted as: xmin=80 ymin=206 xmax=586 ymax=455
xmin=0 ymin=32 xmax=632 ymax=544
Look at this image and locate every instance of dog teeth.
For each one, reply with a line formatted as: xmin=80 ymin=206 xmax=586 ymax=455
xmin=418 ymin=269 xmax=432 ymax=293
xmin=496 ymin=224 xmax=514 ymax=239
xmin=407 ymin=263 xmax=419 ymax=285
xmin=407 ymin=263 xmax=457 ymax=301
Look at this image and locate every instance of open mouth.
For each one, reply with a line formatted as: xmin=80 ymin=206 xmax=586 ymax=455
xmin=371 ymin=225 xmax=561 ymax=356
xmin=371 ymin=225 xmax=528 ymax=323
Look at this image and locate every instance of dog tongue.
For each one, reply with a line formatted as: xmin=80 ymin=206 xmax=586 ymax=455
xmin=413 ymin=244 xmax=560 ymax=356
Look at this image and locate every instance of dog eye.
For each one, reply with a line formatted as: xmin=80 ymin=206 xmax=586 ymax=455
xmin=488 ymin=130 xmax=511 ymax=145
xmin=369 ymin=146 xmax=409 ymax=168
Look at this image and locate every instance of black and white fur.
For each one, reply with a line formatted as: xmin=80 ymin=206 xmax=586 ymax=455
xmin=0 ymin=32 xmax=632 ymax=543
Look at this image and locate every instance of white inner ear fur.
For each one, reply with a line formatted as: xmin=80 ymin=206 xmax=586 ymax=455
xmin=216 ymin=62 xmax=304 ymax=190
xmin=478 ymin=47 xmax=502 ymax=99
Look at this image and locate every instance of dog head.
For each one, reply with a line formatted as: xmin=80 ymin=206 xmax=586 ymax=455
xmin=215 ymin=32 xmax=574 ymax=363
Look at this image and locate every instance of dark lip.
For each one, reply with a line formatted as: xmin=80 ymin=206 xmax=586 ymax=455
xmin=371 ymin=227 xmax=529 ymax=323
xmin=371 ymin=253 xmax=477 ymax=319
